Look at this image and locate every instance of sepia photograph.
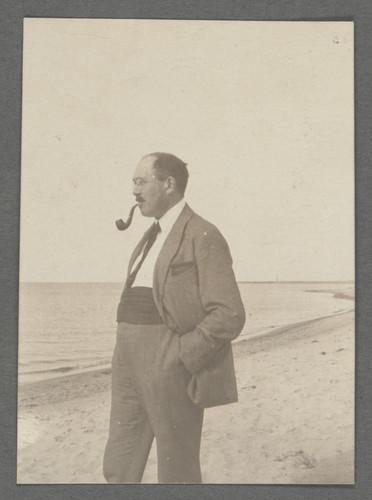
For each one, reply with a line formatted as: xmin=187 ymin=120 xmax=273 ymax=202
xmin=17 ymin=19 xmax=354 ymax=484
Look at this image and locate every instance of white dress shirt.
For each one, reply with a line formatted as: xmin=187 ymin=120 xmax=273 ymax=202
xmin=132 ymin=199 xmax=186 ymax=287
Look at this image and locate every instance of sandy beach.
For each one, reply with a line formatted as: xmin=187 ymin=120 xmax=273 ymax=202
xmin=17 ymin=309 xmax=354 ymax=484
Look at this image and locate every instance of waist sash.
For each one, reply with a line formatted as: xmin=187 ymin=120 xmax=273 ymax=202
xmin=116 ymin=286 xmax=163 ymax=325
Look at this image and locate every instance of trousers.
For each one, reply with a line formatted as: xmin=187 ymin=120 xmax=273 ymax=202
xmin=103 ymin=322 xmax=204 ymax=483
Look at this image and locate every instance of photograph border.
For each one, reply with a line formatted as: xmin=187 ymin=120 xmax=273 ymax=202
xmin=1 ymin=1 xmax=371 ymax=499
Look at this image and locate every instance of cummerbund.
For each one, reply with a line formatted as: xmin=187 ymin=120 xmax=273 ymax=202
xmin=116 ymin=286 xmax=163 ymax=324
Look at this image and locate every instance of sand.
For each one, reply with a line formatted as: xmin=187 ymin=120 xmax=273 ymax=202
xmin=17 ymin=310 xmax=354 ymax=484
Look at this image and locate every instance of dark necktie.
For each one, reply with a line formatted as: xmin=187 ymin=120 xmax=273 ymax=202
xmin=126 ymin=222 xmax=161 ymax=287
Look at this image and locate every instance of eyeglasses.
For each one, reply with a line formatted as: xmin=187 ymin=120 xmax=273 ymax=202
xmin=132 ymin=176 xmax=158 ymax=187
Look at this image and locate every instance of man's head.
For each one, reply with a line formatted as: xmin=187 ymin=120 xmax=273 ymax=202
xmin=132 ymin=152 xmax=189 ymax=219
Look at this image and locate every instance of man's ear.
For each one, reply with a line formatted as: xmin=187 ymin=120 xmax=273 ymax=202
xmin=165 ymin=176 xmax=177 ymax=193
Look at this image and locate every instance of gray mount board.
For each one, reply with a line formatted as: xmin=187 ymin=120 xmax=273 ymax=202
xmin=1 ymin=1 xmax=371 ymax=499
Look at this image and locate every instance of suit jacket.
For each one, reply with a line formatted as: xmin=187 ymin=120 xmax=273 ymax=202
xmin=125 ymin=203 xmax=246 ymax=407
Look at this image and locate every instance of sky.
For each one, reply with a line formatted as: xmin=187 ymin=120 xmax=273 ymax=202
xmin=20 ymin=19 xmax=354 ymax=282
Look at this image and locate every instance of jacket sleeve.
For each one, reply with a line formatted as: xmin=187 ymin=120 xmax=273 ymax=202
xmin=179 ymin=226 xmax=246 ymax=374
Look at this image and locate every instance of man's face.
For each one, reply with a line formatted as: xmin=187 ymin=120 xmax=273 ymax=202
xmin=132 ymin=156 xmax=168 ymax=219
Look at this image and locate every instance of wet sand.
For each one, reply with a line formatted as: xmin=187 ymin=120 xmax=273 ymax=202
xmin=17 ymin=310 xmax=354 ymax=484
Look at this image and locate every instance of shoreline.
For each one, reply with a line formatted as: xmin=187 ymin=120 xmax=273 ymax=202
xmin=18 ymin=310 xmax=354 ymax=408
xmin=18 ymin=282 xmax=354 ymax=386
xmin=18 ymin=306 xmax=354 ymax=389
xmin=237 ymin=308 xmax=354 ymax=347
xmin=18 ymin=361 xmax=113 ymax=386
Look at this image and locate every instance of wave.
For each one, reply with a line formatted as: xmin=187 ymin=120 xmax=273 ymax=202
xmin=20 ymin=358 xmax=112 ymax=377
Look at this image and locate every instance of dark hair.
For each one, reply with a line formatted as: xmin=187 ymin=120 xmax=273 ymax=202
xmin=145 ymin=152 xmax=189 ymax=196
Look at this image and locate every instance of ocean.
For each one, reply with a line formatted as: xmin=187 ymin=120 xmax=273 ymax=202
xmin=18 ymin=282 xmax=354 ymax=384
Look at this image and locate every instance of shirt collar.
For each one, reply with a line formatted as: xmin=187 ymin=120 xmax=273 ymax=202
xmin=156 ymin=198 xmax=186 ymax=234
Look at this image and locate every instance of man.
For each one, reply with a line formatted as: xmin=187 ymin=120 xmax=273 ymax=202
xmin=103 ymin=152 xmax=245 ymax=483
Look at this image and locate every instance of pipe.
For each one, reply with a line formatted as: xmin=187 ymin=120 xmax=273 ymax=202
xmin=115 ymin=203 xmax=138 ymax=231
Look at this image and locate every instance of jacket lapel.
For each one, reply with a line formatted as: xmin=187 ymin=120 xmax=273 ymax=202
xmin=153 ymin=204 xmax=194 ymax=317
